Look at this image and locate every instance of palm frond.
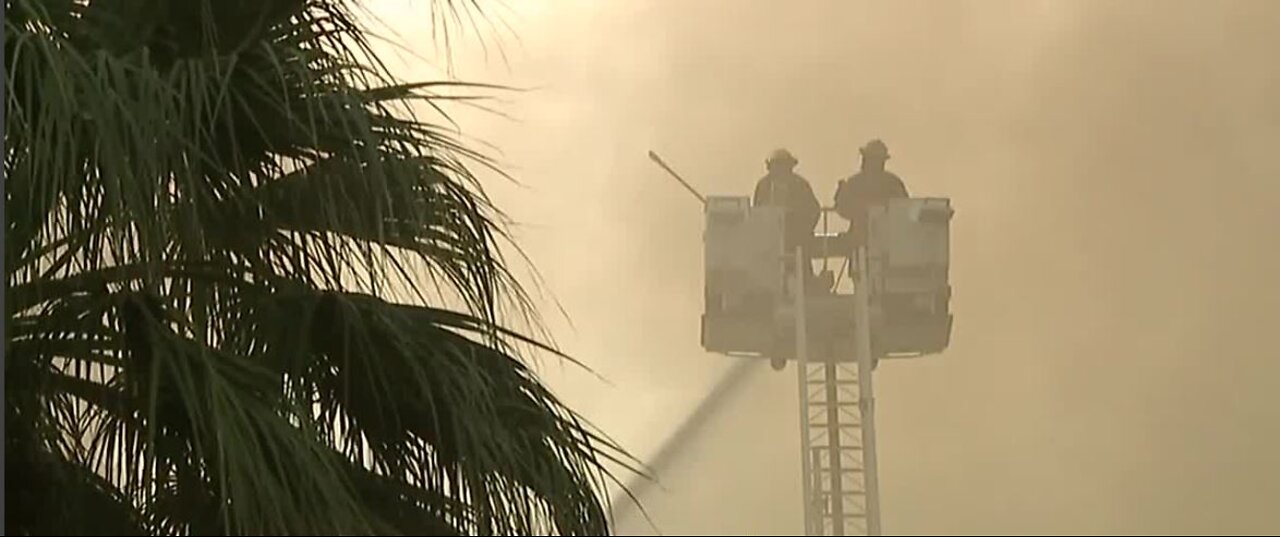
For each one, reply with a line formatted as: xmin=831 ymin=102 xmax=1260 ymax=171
xmin=6 ymin=0 xmax=635 ymax=534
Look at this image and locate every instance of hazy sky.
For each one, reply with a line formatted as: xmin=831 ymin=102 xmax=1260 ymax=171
xmin=369 ymin=1 xmax=1280 ymax=534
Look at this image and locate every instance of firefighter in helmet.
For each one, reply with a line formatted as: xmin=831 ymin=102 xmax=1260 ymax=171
xmin=753 ymin=148 xmax=822 ymax=269
xmin=833 ymin=139 xmax=909 ymax=250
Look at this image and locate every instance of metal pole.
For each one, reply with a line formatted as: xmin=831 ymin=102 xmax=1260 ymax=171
xmin=793 ymin=245 xmax=816 ymax=536
xmin=853 ymin=247 xmax=882 ymax=536
xmin=647 ymin=150 xmax=707 ymax=205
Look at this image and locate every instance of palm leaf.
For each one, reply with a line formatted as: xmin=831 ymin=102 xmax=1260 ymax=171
xmin=6 ymin=0 xmax=637 ymax=534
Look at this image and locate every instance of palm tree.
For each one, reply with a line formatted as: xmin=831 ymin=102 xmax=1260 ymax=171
xmin=5 ymin=0 xmax=632 ymax=534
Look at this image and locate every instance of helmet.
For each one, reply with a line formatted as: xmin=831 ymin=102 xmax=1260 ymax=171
xmin=766 ymin=148 xmax=798 ymax=169
xmin=860 ymin=139 xmax=890 ymax=159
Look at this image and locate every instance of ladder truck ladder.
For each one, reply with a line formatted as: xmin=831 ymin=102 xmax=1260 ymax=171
xmin=794 ymin=247 xmax=881 ymax=536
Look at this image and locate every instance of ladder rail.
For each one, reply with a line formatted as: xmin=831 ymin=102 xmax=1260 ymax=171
xmin=854 ymin=247 xmax=882 ymax=536
xmin=793 ymin=246 xmax=818 ymax=535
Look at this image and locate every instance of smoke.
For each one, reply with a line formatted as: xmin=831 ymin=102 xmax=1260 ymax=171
xmin=372 ymin=0 xmax=1280 ymax=534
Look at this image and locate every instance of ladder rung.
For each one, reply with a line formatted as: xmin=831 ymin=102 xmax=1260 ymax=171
xmin=812 ymin=467 xmax=866 ymax=474
xmin=819 ymin=466 xmax=867 ymax=476
xmin=804 ymin=421 xmax=863 ymax=429
xmin=806 ymin=443 xmax=866 ymax=450
xmin=806 ymin=443 xmax=865 ymax=450
xmin=807 ymin=380 xmax=858 ymax=386
xmin=803 ymin=420 xmax=862 ymax=427
xmin=803 ymin=408 xmax=860 ymax=416
xmin=812 ymin=488 xmax=867 ymax=496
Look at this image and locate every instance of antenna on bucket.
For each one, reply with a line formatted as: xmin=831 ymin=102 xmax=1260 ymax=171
xmin=647 ymin=150 xmax=707 ymax=205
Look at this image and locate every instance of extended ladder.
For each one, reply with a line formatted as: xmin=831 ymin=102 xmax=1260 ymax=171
xmin=794 ymin=248 xmax=881 ymax=536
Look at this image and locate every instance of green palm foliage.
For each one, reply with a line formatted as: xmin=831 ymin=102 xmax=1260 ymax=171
xmin=5 ymin=0 xmax=631 ymax=534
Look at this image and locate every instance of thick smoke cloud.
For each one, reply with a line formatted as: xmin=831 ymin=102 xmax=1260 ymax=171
xmin=373 ymin=0 xmax=1280 ymax=534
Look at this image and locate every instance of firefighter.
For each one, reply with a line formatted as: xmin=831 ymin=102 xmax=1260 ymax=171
xmin=833 ymin=139 xmax=909 ymax=251
xmin=753 ymin=148 xmax=822 ymax=264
